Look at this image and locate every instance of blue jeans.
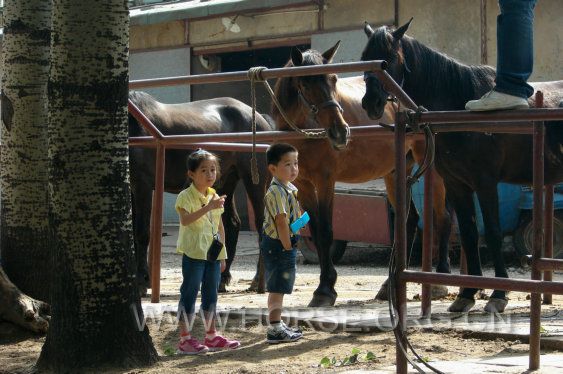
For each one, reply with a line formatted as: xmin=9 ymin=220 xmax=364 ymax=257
xmin=178 ymin=255 xmax=221 ymax=318
xmin=261 ymin=235 xmax=298 ymax=294
xmin=495 ymin=0 xmax=537 ymax=98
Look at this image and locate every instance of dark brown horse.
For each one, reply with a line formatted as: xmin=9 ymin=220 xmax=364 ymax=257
xmin=360 ymin=20 xmax=563 ymax=312
xmin=272 ymin=42 xmax=451 ymax=307
xmin=128 ymin=91 xmax=272 ymax=295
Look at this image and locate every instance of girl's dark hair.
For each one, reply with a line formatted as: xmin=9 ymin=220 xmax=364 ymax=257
xmin=186 ymin=149 xmax=220 ymax=174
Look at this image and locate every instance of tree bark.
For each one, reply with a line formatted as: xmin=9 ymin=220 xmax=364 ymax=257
xmin=0 ymin=266 xmax=50 ymax=333
xmin=0 ymin=0 xmax=51 ymax=303
xmin=37 ymin=0 xmax=158 ymax=371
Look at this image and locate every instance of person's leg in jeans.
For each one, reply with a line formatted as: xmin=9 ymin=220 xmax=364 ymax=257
xmin=200 ymin=260 xmax=241 ymax=350
xmin=466 ymin=0 xmax=537 ymax=111
xmin=495 ymin=0 xmax=537 ymax=98
xmin=177 ymin=256 xmax=209 ymax=354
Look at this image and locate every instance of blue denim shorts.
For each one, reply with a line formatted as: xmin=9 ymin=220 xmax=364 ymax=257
xmin=260 ymin=235 xmax=298 ymax=294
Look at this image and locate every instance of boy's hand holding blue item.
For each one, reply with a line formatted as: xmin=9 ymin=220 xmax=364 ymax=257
xmin=290 ymin=211 xmax=310 ymax=234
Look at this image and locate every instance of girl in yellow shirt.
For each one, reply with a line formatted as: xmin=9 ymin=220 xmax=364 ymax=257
xmin=175 ymin=149 xmax=240 ymax=354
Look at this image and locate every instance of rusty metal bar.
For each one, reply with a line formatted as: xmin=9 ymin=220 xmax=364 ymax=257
xmin=375 ymin=70 xmax=418 ymax=111
xmin=150 ymin=144 xmax=165 ymax=303
xmin=129 ymin=60 xmax=387 ymax=89
xmin=128 ymin=124 xmax=402 ymax=147
xmin=429 ymin=122 xmax=533 ymax=134
xmin=544 ymin=185 xmax=554 ymax=304
xmin=418 ymin=108 xmax=563 ymax=124
xmin=539 ymin=258 xmax=563 ymax=272
xmin=394 ymin=116 xmax=408 ymax=374
xmin=129 ymin=141 xmax=270 ymax=153
xmin=523 ymin=256 xmax=563 ymax=271
xmin=530 ymin=91 xmax=545 ymax=371
xmin=421 ymin=166 xmax=434 ymax=318
xmin=400 ymin=270 xmax=563 ymax=295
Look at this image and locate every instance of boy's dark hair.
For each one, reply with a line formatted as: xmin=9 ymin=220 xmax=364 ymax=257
xmin=186 ymin=148 xmax=220 ymax=175
xmin=266 ymin=143 xmax=298 ymax=165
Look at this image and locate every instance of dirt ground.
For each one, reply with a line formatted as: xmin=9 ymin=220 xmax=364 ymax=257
xmin=2 ymin=232 xmax=563 ymax=373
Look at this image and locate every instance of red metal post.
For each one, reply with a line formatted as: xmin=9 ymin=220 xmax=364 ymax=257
xmin=529 ymin=91 xmax=544 ymax=371
xmin=150 ymin=143 xmax=166 ymax=303
xmin=544 ymin=184 xmax=554 ymax=304
xmin=394 ymin=117 xmax=408 ymax=374
xmin=421 ymin=166 xmax=434 ymax=318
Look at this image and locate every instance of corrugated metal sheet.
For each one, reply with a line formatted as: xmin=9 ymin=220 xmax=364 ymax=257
xmin=130 ymin=0 xmax=315 ymax=26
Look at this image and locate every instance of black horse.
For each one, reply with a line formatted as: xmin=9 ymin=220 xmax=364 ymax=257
xmin=128 ymin=91 xmax=271 ymax=295
xmin=360 ymin=20 xmax=563 ymax=313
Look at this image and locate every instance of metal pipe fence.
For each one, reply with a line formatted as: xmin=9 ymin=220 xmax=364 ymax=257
xmin=129 ymin=60 xmax=563 ymax=372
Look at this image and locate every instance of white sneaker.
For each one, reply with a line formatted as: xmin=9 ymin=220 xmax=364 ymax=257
xmin=465 ymin=90 xmax=529 ymax=111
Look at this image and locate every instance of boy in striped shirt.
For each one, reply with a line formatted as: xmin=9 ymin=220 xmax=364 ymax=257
xmin=261 ymin=143 xmax=303 ymax=344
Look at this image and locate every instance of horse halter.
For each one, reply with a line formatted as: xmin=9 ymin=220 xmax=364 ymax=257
xmin=297 ymin=90 xmax=344 ymax=118
xmin=363 ymin=57 xmax=411 ymax=101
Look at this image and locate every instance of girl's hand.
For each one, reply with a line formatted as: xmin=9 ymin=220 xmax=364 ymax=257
xmin=208 ymin=195 xmax=226 ymax=211
xmin=220 ymin=259 xmax=226 ymax=273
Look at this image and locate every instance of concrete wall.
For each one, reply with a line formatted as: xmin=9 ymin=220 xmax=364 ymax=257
xmin=129 ymin=46 xmax=191 ymax=103
xmin=399 ymin=0 xmax=481 ymax=65
xmin=486 ymin=0 xmax=562 ymax=82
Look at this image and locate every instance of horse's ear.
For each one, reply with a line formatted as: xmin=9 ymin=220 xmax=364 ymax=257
xmin=392 ymin=17 xmax=413 ymax=40
xmin=322 ymin=40 xmax=340 ymax=63
xmin=364 ymin=22 xmax=374 ymax=38
xmin=291 ymin=47 xmax=304 ymax=67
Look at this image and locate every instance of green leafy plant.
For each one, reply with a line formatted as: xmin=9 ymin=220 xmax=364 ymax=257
xmin=163 ymin=345 xmax=176 ymax=356
xmin=319 ymin=347 xmax=379 ymax=368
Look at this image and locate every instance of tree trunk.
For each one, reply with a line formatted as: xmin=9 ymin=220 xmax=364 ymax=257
xmin=0 ymin=266 xmax=50 ymax=333
xmin=0 ymin=0 xmax=51 ymax=303
xmin=37 ymin=0 xmax=158 ymax=370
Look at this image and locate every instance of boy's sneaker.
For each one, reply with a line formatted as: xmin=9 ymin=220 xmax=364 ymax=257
xmin=177 ymin=337 xmax=209 ymax=355
xmin=281 ymin=320 xmax=302 ymax=334
xmin=266 ymin=325 xmax=303 ymax=344
xmin=204 ymin=335 xmax=241 ymax=351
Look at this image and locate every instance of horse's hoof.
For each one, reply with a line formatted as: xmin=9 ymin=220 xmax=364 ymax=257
xmin=431 ymin=285 xmax=449 ymax=300
xmin=218 ymin=282 xmax=227 ymax=293
xmin=447 ymin=296 xmax=475 ymax=312
xmin=483 ymin=298 xmax=508 ymax=313
xmin=375 ymin=284 xmax=389 ymax=301
xmin=308 ymin=293 xmax=336 ymax=307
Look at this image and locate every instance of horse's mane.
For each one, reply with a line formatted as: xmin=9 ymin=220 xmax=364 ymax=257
xmin=271 ymin=49 xmax=327 ymax=128
xmin=374 ymin=26 xmax=496 ymax=110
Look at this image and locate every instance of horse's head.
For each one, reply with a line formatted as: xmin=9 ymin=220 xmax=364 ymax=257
xmin=279 ymin=42 xmax=350 ymax=150
xmin=361 ymin=18 xmax=413 ymax=120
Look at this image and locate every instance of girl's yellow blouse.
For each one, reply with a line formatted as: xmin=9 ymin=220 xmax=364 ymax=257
xmin=175 ymin=184 xmax=227 ymax=260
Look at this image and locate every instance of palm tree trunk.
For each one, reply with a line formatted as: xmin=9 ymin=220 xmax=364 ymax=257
xmin=0 ymin=0 xmax=51 ymax=303
xmin=37 ymin=0 xmax=158 ymax=370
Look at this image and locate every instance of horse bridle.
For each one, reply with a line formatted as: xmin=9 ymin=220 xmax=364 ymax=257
xmin=363 ymin=57 xmax=411 ymax=101
xmin=297 ymin=89 xmax=344 ymax=118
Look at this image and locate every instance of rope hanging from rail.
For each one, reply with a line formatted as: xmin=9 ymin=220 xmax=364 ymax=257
xmin=248 ymin=67 xmax=328 ymax=139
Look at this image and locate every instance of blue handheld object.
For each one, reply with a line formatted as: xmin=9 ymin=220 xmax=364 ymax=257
xmin=290 ymin=211 xmax=310 ymax=234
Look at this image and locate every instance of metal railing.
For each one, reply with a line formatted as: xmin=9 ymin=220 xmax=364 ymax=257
xmin=129 ymin=60 xmax=563 ymax=373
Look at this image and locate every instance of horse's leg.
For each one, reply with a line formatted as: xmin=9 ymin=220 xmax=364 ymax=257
xmin=375 ymin=172 xmax=420 ymax=301
xmin=294 ymin=178 xmax=337 ymax=307
xmin=131 ymin=183 xmax=152 ymax=297
xmin=216 ymin=172 xmax=241 ymax=293
xmin=241 ymin=172 xmax=267 ymax=294
xmin=445 ymin=182 xmax=481 ymax=313
xmin=476 ymin=184 xmax=509 ymax=313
